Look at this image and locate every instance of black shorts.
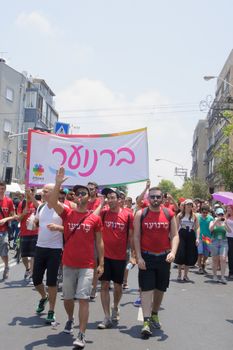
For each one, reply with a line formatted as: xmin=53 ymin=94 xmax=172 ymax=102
xmin=33 ymin=247 xmax=62 ymax=287
xmin=139 ymin=252 xmax=171 ymax=292
xmin=20 ymin=235 xmax=38 ymax=258
xmin=99 ymin=257 xmax=126 ymax=284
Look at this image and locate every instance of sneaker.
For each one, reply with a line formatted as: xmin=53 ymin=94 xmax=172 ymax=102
xmin=220 ymin=277 xmax=227 ymax=285
xmin=97 ymin=317 xmax=113 ymax=329
xmin=123 ymin=283 xmax=129 ymax=290
xmin=73 ymin=332 xmax=86 ymax=348
xmin=213 ymin=275 xmax=218 ymax=282
xmin=3 ymin=266 xmax=9 ymax=280
xmin=198 ymin=268 xmax=204 ymax=274
xmin=150 ymin=313 xmax=161 ymax=329
xmin=90 ymin=287 xmax=97 ymax=300
xmin=46 ymin=310 xmax=56 ymax=324
xmin=141 ymin=321 xmax=152 ymax=338
xmin=28 ymin=277 xmax=34 ymax=286
xmin=183 ymin=276 xmax=191 ymax=282
xmin=24 ymin=269 xmax=31 ymax=280
xmin=228 ymin=274 xmax=233 ymax=280
xmin=36 ymin=296 xmax=48 ymax=314
xmin=111 ymin=307 xmax=120 ymax=321
xmin=63 ymin=318 xmax=74 ymax=334
xmin=133 ymin=297 xmax=141 ymax=307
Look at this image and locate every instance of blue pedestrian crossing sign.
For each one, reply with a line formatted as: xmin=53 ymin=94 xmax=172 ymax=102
xmin=54 ymin=121 xmax=70 ymax=135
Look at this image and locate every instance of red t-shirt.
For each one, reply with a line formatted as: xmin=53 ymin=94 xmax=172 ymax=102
xmin=0 ymin=196 xmax=14 ymax=232
xmin=60 ymin=207 xmax=102 ymax=268
xmin=17 ymin=200 xmax=38 ymax=236
xmin=163 ymin=202 xmax=176 ymax=212
xmin=141 ymin=207 xmax=174 ymax=253
xmin=87 ymin=197 xmax=101 ymax=213
xmin=101 ymin=208 xmax=133 ymax=260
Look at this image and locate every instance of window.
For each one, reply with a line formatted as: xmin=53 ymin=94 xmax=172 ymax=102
xmin=6 ymin=87 xmax=14 ymax=101
xmin=3 ymin=120 xmax=12 ymax=133
xmin=25 ymin=91 xmax=37 ymax=108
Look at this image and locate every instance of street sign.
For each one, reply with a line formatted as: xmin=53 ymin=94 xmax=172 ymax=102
xmin=54 ymin=122 xmax=70 ymax=135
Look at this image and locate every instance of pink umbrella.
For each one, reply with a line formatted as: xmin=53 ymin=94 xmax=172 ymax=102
xmin=212 ymin=192 xmax=233 ymax=205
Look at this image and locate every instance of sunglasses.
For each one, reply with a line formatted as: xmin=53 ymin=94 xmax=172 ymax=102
xmin=75 ymin=191 xmax=88 ymax=197
xmin=202 ymin=211 xmax=208 ymax=214
xmin=149 ymin=195 xmax=162 ymax=200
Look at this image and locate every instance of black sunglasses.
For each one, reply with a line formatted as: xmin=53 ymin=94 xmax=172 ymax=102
xmin=75 ymin=191 xmax=88 ymax=197
xmin=149 ymin=195 xmax=162 ymax=200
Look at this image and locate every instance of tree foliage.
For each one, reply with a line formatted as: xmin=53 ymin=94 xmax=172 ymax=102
xmin=215 ymin=144 xmax=233 ymax=191
xmin=181 ymin=178 xmax=210 ymax=199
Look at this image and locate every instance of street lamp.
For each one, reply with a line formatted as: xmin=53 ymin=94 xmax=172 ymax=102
xmin=203 ymin=75 xmax=233 ymax=89
xmin=155 ymin=158 xmax=188 ymax=180
xmin=155 ymin=158 xmax=184 ymax=167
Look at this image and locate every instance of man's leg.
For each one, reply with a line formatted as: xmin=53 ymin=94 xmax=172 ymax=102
xmin=79 ymin=299 xmax=89 ymax=333
xmin=152 ymin=289 xmax=164 ymax=313
xmin=113 ymin=282 xmax=122 ymax=309
xmin=100 ymin=280 xmax=111 ymax=318
xmin=64 ymin=299 xmax=75 ymax=320
xmin=47 ymin=286 xmax=57 ymax=311
xmin=141 ymin=290 xmax=154 ymax=318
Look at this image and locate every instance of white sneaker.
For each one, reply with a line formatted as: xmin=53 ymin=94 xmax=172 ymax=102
xmin=111 ymin=306 xmax=120 ymax=321
xmin=213 ymin=275 xmax=218 ymax=282
xmin=73 ymin=332 xmax=86 ymax=348
xmin=220 ymin=277 xmax=227 ymax=284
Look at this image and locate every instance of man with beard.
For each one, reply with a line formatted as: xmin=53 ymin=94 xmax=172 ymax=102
xmin=50 ymin=167 xmax=104 ymax=349
xmin=97 ymin=188 xmax=134 ymax=329
xmin=134 ymin=187 xmax=179 ymax=338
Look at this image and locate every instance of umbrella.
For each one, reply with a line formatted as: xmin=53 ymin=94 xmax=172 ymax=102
xmin=212 ymin=191 xmax=233 ymax=205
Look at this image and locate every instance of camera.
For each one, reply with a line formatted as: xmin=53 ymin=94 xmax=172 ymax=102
xmin=220 ymin=218 xmax=225 ymax=222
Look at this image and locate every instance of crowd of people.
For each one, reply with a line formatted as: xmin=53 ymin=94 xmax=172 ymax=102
xmin=0 ymin=174 xmax=232 ymax=348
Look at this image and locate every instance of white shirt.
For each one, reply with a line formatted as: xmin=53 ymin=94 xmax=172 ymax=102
xmin=35 ymin=203 xmax=63 ymax=249
xmin=179 ymin=215 xmax=195 ymax=230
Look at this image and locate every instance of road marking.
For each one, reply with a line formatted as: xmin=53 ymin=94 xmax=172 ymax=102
xmin=137 ymin=307 xmax=143 ymax=321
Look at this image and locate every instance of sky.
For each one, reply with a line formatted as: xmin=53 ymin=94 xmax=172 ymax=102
xmin=1 ymin=0 xmax=233 ymax=198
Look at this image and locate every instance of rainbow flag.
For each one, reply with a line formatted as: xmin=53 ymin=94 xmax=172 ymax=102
xmin=202 ymin=235 xmax=212 ymax=245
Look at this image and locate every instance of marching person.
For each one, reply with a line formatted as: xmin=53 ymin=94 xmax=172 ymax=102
xmin=134 ymin=187 xmax=179 ymax=338
xmin=32 ymin=184 xmax=64 ymax=324
xmin=17 ymin=188 xmax=39 ymax=282
xmin=97 ymin=188 xmax=135 ymax=330
xmin=0 ymin=181 xmax=16 ymax=280
xmin=50 ymin=167 xmax=104 ymax=349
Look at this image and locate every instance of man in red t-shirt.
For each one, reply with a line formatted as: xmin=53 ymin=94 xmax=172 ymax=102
xmin=50 ymin=167 xmax=104 ymax=349
xmin=17 ymin=188 xmax=39 ymax=282
xmin=87 ymin=182 xmax=101 ymax=213
xmin=134 ymin=187 xmax=179 ymax=339
xmin=97 ymin=187 xmax=135 ymax=330
xmin=0 ymin=181 xmax=16 ymax=280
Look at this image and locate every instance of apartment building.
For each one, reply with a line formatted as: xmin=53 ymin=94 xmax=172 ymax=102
xmin=190 ymin=119 xmax=208 ymax=180
xmin=0 ymin=59 xmax=58 ymax=183
xmin=191 ymin=50 xmax=233 ymax=193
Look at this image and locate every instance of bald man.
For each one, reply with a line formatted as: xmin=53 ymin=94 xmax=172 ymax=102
xmin=32 ymin=184 xmax=64 ymax=324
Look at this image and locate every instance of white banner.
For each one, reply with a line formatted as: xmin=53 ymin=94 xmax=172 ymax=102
xmin=26 ymin=128 xmax=149 ymax=187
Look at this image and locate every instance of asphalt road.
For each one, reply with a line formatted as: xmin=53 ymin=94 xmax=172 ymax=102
xmin=0 ymin=253 xmax=232 ymax=350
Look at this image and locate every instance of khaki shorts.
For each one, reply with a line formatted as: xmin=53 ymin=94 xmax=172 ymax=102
xmin=0 ymin=233 xmax=8 ymax=257
xmin=62 ymin=265 xmax=94 ymax=300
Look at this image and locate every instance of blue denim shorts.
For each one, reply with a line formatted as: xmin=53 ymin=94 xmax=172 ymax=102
xmin=198 ymin=240 xmax=211 ymax=257
xmin=210 ymin=239 xmax=228 ymax=257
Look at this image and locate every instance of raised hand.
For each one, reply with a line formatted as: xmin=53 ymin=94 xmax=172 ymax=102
xmin=55 ymin=167 xmax=68 ymax=185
